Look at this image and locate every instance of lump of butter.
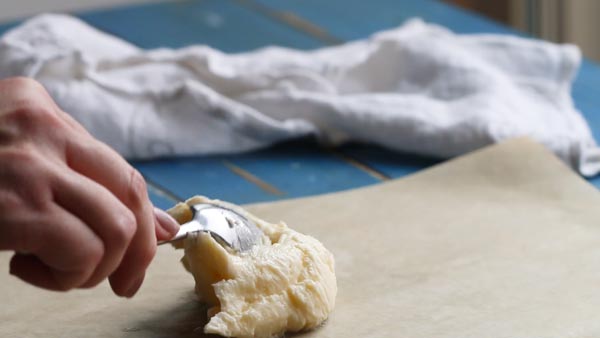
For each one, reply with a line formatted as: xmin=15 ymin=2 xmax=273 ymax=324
xmin=168 ymin=196 xmax=337 ymax=338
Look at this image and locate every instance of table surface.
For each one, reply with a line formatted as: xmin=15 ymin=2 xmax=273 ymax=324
xmin=1 ymin=0 xmax=599 ymax=209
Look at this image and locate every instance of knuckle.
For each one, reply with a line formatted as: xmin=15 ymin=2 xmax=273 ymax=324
xmin=2 ymin=77 xmax=44 ymax=93
xmin=126 ymin=169 xmax=148 ymax=206
xmin=50 ymin=240 xmax=107 ymax=291
xmin=9 ymin=105 xmax=60 ymax=129
xmin=0 ymin=145 xmax=37 ymax=166
xmin=110 ymin=210 xmax=137 ymax=248
xmin=0 ymin=78 xmax=62 ymax=131
xmin=10 ymin=76 xmax=42 ymax=88
xmin=0 ymin=191 xmax=24 ymax=214
xmin=0 ymin=148 xmax=53 ymax=210
xmin=80 ymin=240 xmax=105 ymax=270
xmin=53 ymin=270 xmax=90 ymax=292
xmin=52 ymin=241 xmax=102 ymax=290
xmin=1 ymin=146 xmax=42 ymax=186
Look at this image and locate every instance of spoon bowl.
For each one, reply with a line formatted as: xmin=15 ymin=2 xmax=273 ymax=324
xmin=158 ymin=203 xmax=263 ymax=252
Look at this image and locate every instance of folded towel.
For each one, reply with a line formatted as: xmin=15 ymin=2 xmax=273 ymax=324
xmin=1 ymin=14 xmax=598 ymax=176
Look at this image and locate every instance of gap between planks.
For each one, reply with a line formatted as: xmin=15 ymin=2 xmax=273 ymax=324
xmin=145 ymin=178 xmax=184 ymax=202
xmin=233 ymin=0 xmax=390 ymax=182
xmin=90 ymin=0 xmax=389 ymax=199
xmin=223 ymin=160 xmax=286 ymax=196
xmin=233 ymin=0 xmax=344 ymax=45
xmin=326 ymin=149 xmax=391 ymax=181
xmin=148 ymin=1 xmax=389 ymax=195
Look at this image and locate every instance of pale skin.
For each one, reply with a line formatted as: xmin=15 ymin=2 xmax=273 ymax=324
xmin=0 ymin=77 xmax=180 ymax=297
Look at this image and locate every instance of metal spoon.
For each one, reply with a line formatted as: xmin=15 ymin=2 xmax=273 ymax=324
xmin=158 ymin=203 xmax=263 ymax=252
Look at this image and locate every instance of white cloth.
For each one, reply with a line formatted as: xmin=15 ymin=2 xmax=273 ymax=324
xmin=1 ymin=14 xmax=599 ymax=176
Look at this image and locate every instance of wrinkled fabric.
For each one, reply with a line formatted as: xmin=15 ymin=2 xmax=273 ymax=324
xmin=1 ymin=14 xmax=598 ymax=176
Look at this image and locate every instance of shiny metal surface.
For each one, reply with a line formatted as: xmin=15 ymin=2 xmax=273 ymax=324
xmin=158 ymin=203 xmax=263 ymax=252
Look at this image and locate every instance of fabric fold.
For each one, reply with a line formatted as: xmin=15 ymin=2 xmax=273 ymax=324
xmin=1 ymin=14 xmax=597 ymax=176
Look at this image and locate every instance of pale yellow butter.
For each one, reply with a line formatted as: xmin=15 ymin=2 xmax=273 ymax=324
xmin=168 ymin=196 xmax=337 ymax=338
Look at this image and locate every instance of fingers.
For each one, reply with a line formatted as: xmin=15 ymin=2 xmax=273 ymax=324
xmin=0 ymin=78 xmax=174 ymax=297
xmin=65 ymin=135 xmax=147 ymax=209
xmin=10 ymin=204 xmax=104 ymax=291
xmin=154 ymin=207 xmax=180 ymax=241
xmin=108 ymin=195 xmax=155 ymax=297
xmin=65 ymin=137 xmax=159 ymax=297
xmin=0 ymin=77 xmax=65 ymax=140
xmin=52 ymin=167 xmax=137 ymax=290
xmin=8 ymin=207 xmax=178 ymax=294
xmin=9 ymin=253 xmax=97 ymax=292
xmin=0 ymin=78 xmax=164 ymax=297
xmin=53 ymin=157 xmax=179 ymax=296
xmin=10 ymin=254 xmax=60 ymax=290
xmin=0 ymin=77 xmax=60 ymax=114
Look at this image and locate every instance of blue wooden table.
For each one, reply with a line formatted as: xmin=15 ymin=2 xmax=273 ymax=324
xmin=1 ymin=0 xmax=599 ymax=209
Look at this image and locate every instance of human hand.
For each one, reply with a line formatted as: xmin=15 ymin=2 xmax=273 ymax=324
xmin=0 ymin=77 xmax=179 ymax=297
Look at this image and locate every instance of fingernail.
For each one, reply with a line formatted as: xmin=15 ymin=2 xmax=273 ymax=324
xmin=153 ymin=207 xmax=180 ymax=236
xmin=124 ymin=276 xmax=144 ymax=298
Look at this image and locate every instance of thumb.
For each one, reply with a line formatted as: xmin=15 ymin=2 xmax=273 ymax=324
xmin=153 ymin=207 xmax=180 ymax=241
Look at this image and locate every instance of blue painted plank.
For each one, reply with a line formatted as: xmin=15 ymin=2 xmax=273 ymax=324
xmin=227 ymin=140 xmax=379 ymax=198
xmin=135 ymin=140 xmax=383 ymax=204
xmin=77 ymin=0 xmax=384 ymax=202
xmin=1 ymin=0 xmax=380 ymax=204
xmin=147 ymin=189 xmax=179 ymax=210
xmin=0 ymin=2 xmax=374 ymax=203
xmin=573 ymin=59 xmax=600 ymax=141
xmin=588 ymin=176 xmax=600 ymax=190
xmin=77 ymin=0 xmax=321 ymax=52
xmin=0 ymin=21 xmax=182 ymax=208
xmin=338 ymin=143 xmax=441 ymax=179
xmin=252 ymin=0 xmax=526 ymax=40
xmin=342 ymin=142 xmax=600 ymax=190
xmin=6 ymin=0 xmax=599 ymax=197
xmin=255 ymin=0 xmax=600 ymax=186
xmin=132 ymin=156 xmax=277 ymax=205
xmin=245 ymin=0 xmax=502 ymax=179
xmin=0 ymin=22 xmax=18 ymax=35
xmin=0 ymin=20 xmax=182 ymax=208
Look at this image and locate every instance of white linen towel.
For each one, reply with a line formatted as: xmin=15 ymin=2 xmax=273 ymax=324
xmin=1 ymin=14 xmax=599 ymax=176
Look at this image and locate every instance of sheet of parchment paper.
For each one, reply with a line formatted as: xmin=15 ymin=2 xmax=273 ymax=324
xmin=3 ymin=138 xmax=600 ymax=338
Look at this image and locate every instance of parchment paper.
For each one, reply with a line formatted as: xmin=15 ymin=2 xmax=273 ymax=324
xmin=3 ymin=138 xmax=600 ymax=337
